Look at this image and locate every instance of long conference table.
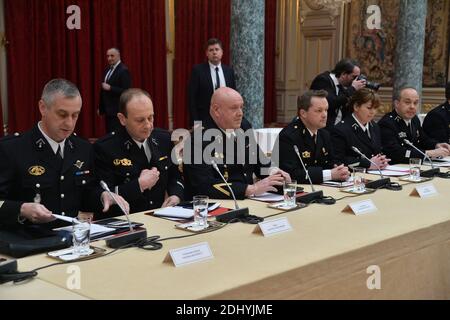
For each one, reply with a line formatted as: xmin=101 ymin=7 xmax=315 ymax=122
xmin=1 ymin=170 xmax=450 ymax=300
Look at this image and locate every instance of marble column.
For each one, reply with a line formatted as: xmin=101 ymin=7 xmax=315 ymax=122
xmin=231 ymin=0 xmax=265 ymax=128
xmin=393 ymin=0 xmax=427 ymax=108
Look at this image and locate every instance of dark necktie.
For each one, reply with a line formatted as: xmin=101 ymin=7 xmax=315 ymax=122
xmin=56 ymin=145 xmax=63 ymax=169
xmin=140 ymin=145 xmax=150 ymax=163
xmin=406 ymin=123 xmax=412 ymax=135
xmin=215 ymin=67 xmax=220 ymax=90
xmin=106 ymin=66 xmax=114 ymax=81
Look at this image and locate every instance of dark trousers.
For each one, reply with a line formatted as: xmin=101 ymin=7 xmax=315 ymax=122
xmin=105 ymin=115 xmax=122 ymax=133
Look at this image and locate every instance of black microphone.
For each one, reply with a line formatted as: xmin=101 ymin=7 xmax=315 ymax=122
xmin=403 ymin=139 xmax=440 ymax=178
xmin=293 ymin=145 xmax=324 ymax=204
xmin=210 ymin=160 xmax=250 ymax=223
xmin=351 ymin=146 xmax=392 ymax=189
xmin=100 ymin=181 xmax=147 ymax=248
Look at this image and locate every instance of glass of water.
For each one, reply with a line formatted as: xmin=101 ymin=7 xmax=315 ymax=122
xmin=193 ymin=195 xmax=209 ymax=229
xmin=283 ymin=180 xmax=297 ymax=207
xmin=352 ymin=167 xmax=366 ymax=192
xmin=72 ymin=216 xmax=91 ymax=256
xmin=409 ymin=158 xmax=422 ymax=181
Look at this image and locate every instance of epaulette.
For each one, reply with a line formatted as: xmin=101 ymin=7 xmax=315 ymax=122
xmin=95 ymin=131 xmax=117 ymax=143
xmin=0 ymin=132 xmax=21 ymax=143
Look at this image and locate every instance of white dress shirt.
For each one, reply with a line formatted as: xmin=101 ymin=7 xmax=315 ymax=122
xmin=134 ymin=138 xmax=152 ymax=162
xmin=38 ymin=122 xmax=65 ymax=158
xmin=352 ymin=113 xmax=371 ymax=138
xmin=330 ymin=73 xmax=343 ymax=124
xmin=306 ymin=128 xmax=331 ymax=182
xmin=104 ymin=60 xmax=121 ymax=82
xmin=209 ymin=62 xmax=226 ymax=90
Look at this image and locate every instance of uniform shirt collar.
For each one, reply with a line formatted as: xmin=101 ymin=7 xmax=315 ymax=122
xmin=133 ymin=138 xmax=148 ymax=149
xmin=219 ymin=128 xmax=236 ymax=139
xmin=209 ymin=62 xmax=222 ymax=70
xmin=37 ymin=121 xmax=66 ymax=156
xmin=352 ymin=113 xmax=370 ymax=132
xmin=133 ymin=138 xmax=152 ymax=161
xmin=306 ymin=128 xmax=317 ymax=141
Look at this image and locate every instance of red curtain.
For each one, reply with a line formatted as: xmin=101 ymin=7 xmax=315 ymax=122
xmin=5 ymin=0 xmax=167 ymax=138
xmin=264 ymin=0 xmax=277 ymax=125
xmin=173 ymin=0 xmax=231 ymax=129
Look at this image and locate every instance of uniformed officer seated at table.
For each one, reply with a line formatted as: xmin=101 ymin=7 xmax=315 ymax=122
xmin=0 ymin=78 xmax=129 ymax=231
xmin=331 ymin=88 xmax=390 ymax=169
xmin=94 ymin=88 xmax=184 ymax=215
xmin=273 ymin=90 xmax=350 ymax=184
xmin=378 ymin=87 xmax=450 ymax=164
xmin=423 ymin=81 xmax=450 ymax=144
xmin=183 ymin=87 xmax=290 ymax=199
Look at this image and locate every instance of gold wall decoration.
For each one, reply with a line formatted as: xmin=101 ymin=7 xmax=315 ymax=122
xmin=345 ymin=0 xmax=450 ymax=87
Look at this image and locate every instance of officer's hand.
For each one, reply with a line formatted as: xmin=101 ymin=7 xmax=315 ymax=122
xmin=101 ymin=192 xmax=130 ymax=214
xmin=426 ymin=147 xmax=450 ymax=159
xmin=268 ymin=167 xmax=291 ymax=183
xmin=369 ymin=154 xmax=390 ymax=170
xmin=162 ymin=195 xmax=181 ymax=208
xmin=331 ymin=164 xmax=350 ymax=181
xmin=138 ymin=168 xmax=160 ymax=192
xmin=436 ymin=143 xmax=450 ymax=153
xmin=246 ymin=174 xmax=285 ymax=196
xmin=19 ymin=203 xmax=55 ymax=224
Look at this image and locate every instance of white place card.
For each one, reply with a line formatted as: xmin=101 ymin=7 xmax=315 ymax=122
xmin=253 ymin=217 xmax=293 ymax=237
xmin=410 ymin=183 xmax=438 ymax=198
xmin=342 ymin=199 xmax=377 ymax=216
xmin=163 ymin=242 xmax=213 ymax=267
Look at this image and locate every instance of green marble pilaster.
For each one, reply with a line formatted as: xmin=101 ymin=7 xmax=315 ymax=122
xmin=231 ymin=0 xmax=265 ymax=128
xmin=393 ymin=0 xmax=427 ymax=108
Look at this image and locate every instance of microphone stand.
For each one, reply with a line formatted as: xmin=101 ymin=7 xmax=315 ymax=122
xmin=100 ymin=181 xmax=133 ymax=231
xmin=293 ymin=146 xmax=324 ymax=204
xmin=351 ymin=146 xmax=394 ymax=190
xmin=403 ymin=139 xmax=440 ymax=178
xmin=100 ymin=181 xmax=147 ymax=248
xmin=210 ymin=161 xmax=250 ymax=223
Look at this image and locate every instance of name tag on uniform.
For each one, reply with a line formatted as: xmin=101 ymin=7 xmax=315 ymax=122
xmin=163 ymin=242 xmax=214 ymax=267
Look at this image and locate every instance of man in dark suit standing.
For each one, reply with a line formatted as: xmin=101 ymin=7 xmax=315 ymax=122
xmin=423 ymin=81 xmax=450 ymax=144
xmin=188 ymin=38 xmax=236 ymax=127
xmin=99 ymin=48 xmax=132 ymax=133
xmin=310 ymin=59 xmax=366 ymax=130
